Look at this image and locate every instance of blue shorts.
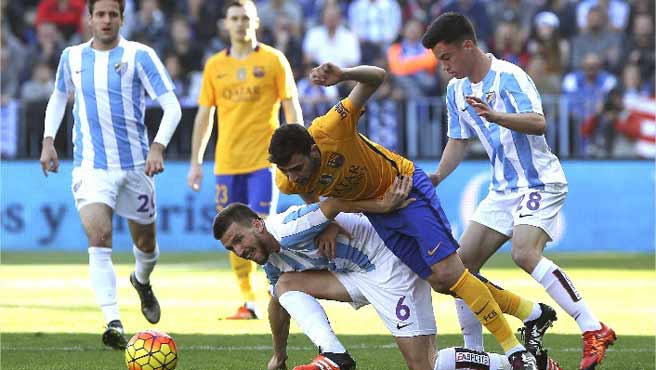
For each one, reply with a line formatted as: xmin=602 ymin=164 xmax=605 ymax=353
xmin=365 ymin=168 xmax=459 ymax=279
xmin=215 ymin=168 xmax=273 ymax=215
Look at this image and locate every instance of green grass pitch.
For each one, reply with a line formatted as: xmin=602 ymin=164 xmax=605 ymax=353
xmin=1 ymin=252 xmax=654 ymax=370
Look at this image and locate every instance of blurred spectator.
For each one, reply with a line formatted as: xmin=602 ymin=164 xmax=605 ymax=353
xmin=614 ymin=95 xmax=656 ymax=158
xmin=1 ymin=47 xmax=19 ymax=159
xmin=23 ymin=22 xmax=65 ymax=82
xmin=487 ymin=0 xmax=537 ymax=40
xmin=1 ymin=1 xmax=31 ymax=44
xmin=621 ymin=14 xmax=655 ymax=84
xmin=258 ymin=0 xmax=303 ymax=35
xmin=402 ymin=0 xmax=441 ymax=25
xmin=621 ymin=63 xmax=652 ymax=100
xmin=177 ymin=0 xmax=223 ymax=45
xmin=130 ymin=0 xmax=168 ymax=55
xmin=163 ymin=53 xmax=192 ymax=107
xmin=269 ymin=14 xmax=304 ymax=81
xmin=626 ymin=0 xmax=655 ymax=36
xmin=303 ymin=4 xmax=360 ymax=68
xmin=35 ymin=0 xmax=85 ymax=41
xmin=348 ymin=0 xmax=402 ymax=47
xmin=297 ymin=63 xmax=339 ymax=122
xmin=0 ymin=36 xmax=24 ymax=100
xmin=526 ymin=12 xmax=569 ymax=83
xmin=531 ymin=0 xmax=578 ymax=39
xmin=364 ymin=77 xmax=404 ymax=152
xmin=20 ymin=61 xmax=55 ymax=103
xmin=576 ymin=0 xmax=630 ymax=33
xmin=527 ymin=56 xmax=560 ymax=95
xmin=440 ymin=0 xmax=493 ymax=48
xmin=119 ymin=0 xmax=136 ymax=39
xmin=490 ymin=20 xmax=529 ymax=68
xmin=205 ymin=18 xmax=229 ymax=59
xmin=562 ymin=53 xmax=617 ymax=155
xmin=570 ymin=6 xmax=623 ymax=71
xmin=163 ymin=16 xmax=204 ymax=73
xmin=387 ymin=18 xmax=438 ymax=97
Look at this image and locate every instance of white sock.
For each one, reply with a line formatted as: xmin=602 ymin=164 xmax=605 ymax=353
xmin=435 ymin=347 xmax=511 ymax=370
xmin=524 ymin=303 xmax=542 ymax=323
xmin=531 ymin=257 xmax=601 ymax=332
xmin=278 ymin=291 xmax=346 ymax=353
xmin=133 ymin=244 xmax=159 ymax=284
xmin=454 ymin=298 xmax=484 ymax=351
xmin=89 ymin=247 xmax=120 ymax=324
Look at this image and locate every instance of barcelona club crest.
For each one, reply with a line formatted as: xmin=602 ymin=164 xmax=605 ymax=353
xmin=253 ymin=66 xmax=265 ymax=78
xmin=237 ymin=68 xmax=247 ymax=81
xmin=327 ymin=152 xmax=345 ymax=168
xmin=484 ymin=91 xmax=496 ymax=107
xmin=319 ymin=173 xmax=334 ymax=185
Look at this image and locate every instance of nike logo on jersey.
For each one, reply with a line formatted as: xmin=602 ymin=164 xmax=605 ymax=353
xmin=396 ymin=322 xmax=413 ymax=330
xmin=216 ymin=73 xmax=227 ymax=79
xmin=74 ymin=69 xmax=84 ymax=74
xmin=519 ymin=214 xmax=533 ymax=218
xmin=473 ymin=302 xmax=489 ymax=316
xmin=427 ymin=242 xmax=442 ymax=256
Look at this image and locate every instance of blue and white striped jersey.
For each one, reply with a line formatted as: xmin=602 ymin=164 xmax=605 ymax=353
xmin=446 ymin=54 xmax=567 ymax=193
xmin=54 ymin=37 xmax=174 ymax=170
xmin=264 ymin=204 xmax=386 ymax=290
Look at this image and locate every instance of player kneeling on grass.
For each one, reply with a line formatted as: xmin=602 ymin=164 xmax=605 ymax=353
xmin=213 ymin=179 xmax=561 ymax=370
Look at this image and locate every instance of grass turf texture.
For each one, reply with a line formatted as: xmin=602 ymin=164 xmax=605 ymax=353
xmin=1 ymin=252 xmax=654 ymax=370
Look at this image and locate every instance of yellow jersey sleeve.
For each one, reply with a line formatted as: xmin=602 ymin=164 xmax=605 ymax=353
xmin=273 ymin=49 xmax=298 ymax=101
xmin=198 ymin=54 xmax=219 ymax=107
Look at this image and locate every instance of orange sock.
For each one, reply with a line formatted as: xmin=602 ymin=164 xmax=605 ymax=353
xmin=476 ymin=274 xmax=534 ymax=321
xmin=451 ymin=269 xmax=522 ymax=353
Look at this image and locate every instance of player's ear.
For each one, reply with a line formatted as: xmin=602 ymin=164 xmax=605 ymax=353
xmin=310 ymin=144 xmax=320 ymax=157
xmin=252 ymin=218 xmax=264 ymax=232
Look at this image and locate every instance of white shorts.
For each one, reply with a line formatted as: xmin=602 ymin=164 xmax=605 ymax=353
xmin=71 ymin=167 xmax=156 ymax=224
xmin=471 ymin=188 xmax=566 ymax=241
xmin=334 ymin=248 xmax=436 ymax=337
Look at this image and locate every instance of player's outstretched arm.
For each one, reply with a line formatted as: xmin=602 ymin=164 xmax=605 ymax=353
xmin=310 ymin=63 xmax=385 ymax=113
xmin=187 ymin=105 xmax=215 ymax=191
xmin=431 ymin=138 xmax=469 ymax=186
xmin=267 ymin=296 xmax=290 ymax=370
xmin=40 ymin=88 xmax=68 ymax=177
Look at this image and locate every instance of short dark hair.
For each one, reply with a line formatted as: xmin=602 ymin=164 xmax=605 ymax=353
xmin=421 ymin=12 xmax=477 ymax=49
xmin=88 ymin=0 xmax=125 ymax=15
xmin=223 ymin=0 xmax=257 ymax=18
xmin=212 ymin=203 xmax=260 ymax=240
xmin=268 ymin=124 xmax=315 ymax=166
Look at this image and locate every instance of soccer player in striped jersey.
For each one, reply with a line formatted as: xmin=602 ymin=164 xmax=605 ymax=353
xmin=212 ymin=181 xmax=516 ymax=370
xmin=422 ymin=13 xmax=615 ymax=370
xmin=187 ymin=0 xmax=303 ymax=320
xmin=39 ymin=0 xmax=181 ymax=350
xmin=269 ymin=63 xmax=548 ymax=370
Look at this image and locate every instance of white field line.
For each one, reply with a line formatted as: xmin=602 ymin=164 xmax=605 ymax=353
xmin=1 ymin=344 xmax=652 ymax=353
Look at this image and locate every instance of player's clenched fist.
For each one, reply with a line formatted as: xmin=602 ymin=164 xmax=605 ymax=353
xmin=145 ymin=143 xmax=166 ymax=177
xmin=40 ymin=137 xmax=59 ymax=177
xmin=310 ymin=62 xmax=344 ymax=87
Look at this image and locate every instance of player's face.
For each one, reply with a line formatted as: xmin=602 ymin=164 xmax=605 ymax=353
xmin=278 ymin=147 xmax=320 ymax=185
xmin=432 ymin=40 xmax=474 ymax=79
xmin=89 ymin=0 xmax=123 ymax=47
xmin=221 ymin=220 xmax=270 ymax=265
xmin=225 ymin=5 xmax=259 ymax=43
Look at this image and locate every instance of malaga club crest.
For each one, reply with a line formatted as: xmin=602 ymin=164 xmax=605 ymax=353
xmin=114 ymin=62 xmax=128 ymax=75
xmin=484 ymin=91 xmax=496 ymax=107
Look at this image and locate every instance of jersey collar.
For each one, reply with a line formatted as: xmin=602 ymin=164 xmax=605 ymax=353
xmin=226 ymin=42 xmax=260 ymax=56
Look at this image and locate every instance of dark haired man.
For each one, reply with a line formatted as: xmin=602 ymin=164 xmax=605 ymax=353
xmin=268 ymin=62 xmax=547 ymax=370
xmin=422 ymin=12 xmax=615 ymax=370
xmin=40 ymin=0 xmax=181 ymax=349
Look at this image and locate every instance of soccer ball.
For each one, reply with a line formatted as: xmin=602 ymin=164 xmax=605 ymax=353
xmin=125 ymin=330 xmax=178 ymax=370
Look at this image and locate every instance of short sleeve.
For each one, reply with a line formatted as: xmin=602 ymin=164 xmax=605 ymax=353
xmin=311 ymin=98 xmax=363 ymax=139
xmin=198 ymin=57 xmax=217 ymax=107
xmin=273 ymin=50 xmax=298 ymax=100
xmin=136 ymin=47 xmax=175 ymax=99
xmin=276 ymin=204 xmax=330 ymax=248
xmin=446 ymin=82 xmax=472 ymax=139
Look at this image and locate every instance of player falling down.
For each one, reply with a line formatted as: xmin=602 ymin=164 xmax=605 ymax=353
xmin=40 ymin=0 xmax=181 ymax=349
xmin=268 ymin=62 xmax=564 ymax=370
xmin=421 ymin=13 xmax=615 ymax=370
xmin=213 ymin=179 xmax=562 ymax=370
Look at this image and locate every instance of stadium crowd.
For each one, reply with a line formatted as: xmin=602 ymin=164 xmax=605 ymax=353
xmin=1 ymin=0 xmax=654 ymax=160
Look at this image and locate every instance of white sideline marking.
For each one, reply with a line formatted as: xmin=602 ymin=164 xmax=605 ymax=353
xmin=1 ymin=344 xmax=650 ymax=353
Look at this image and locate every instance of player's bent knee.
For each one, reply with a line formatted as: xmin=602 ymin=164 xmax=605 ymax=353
xmin=274 ymin=274 xmax=304 ymax=296
xmin=510 ymin=247 xmax=539 ymax=273
xmin=134 ymin=233 xmax=156 ymax=252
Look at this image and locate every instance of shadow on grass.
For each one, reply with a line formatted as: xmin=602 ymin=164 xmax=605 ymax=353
xmin=1 ymin=333 xmax=654 ymax=370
